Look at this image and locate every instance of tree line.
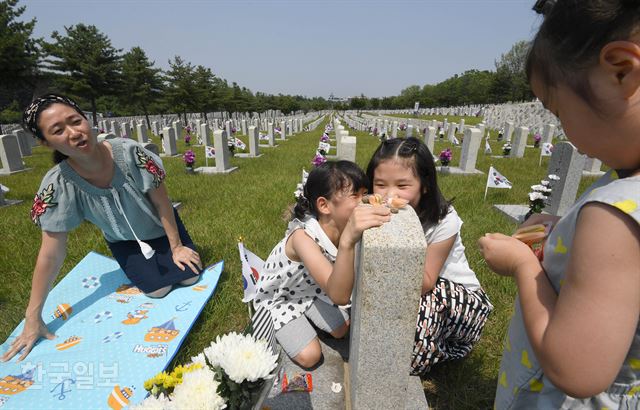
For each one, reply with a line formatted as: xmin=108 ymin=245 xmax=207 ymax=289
xmin=1 ymin=0 xmax=532 ymax=129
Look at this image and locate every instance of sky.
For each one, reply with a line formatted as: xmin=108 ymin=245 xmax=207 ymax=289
xmin=22 ymin=0 xmax=543 ymax=98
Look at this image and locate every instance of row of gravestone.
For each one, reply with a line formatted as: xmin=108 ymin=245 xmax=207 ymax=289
xmin=86 ymin=108 xmax=313 ymax=131
xmin=0 ymin=114 xmax=325 ymax=207
xmin=360 ymin=113 xmax=604 ymax=226
xmin=95 ymin=115 xmax=325 ymax=175
xmin=330 ymin=117 xmax=356 ymax=162
xmin=98 ymin=113 xmax=323 ymax=142
xmin=358 ymin=101 xmax=562 ymax=138
xmin=365 ymin=111 xmax=603 ymax=177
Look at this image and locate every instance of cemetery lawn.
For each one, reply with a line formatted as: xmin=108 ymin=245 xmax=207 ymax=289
xmin=0 ymin=116 xmax=597 ymax=409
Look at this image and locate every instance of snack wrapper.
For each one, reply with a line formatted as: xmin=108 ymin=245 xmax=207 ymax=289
xmin=362 ymin=194 xmax=409 ymax=213
xmin=281 ymin=372 xmax=313 ymax=393
xmin=512 ymin=222 xmax=553 ymax=261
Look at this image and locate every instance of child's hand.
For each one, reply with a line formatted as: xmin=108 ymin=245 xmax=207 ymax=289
xmin=478 ymin=233 xmax=541 ymax=277
xmin=520 ymin=213 xmax=561 ymax=232
xmin=341 ymin=205 xmax=391 ymax=248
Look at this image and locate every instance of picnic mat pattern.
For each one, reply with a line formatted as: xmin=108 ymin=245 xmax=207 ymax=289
xmin=0 ymin=251 xmax=223 ymax=409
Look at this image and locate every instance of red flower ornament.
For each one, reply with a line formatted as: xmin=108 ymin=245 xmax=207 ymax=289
xmin=31 ymin=183 xmax=58 ymax=226
xmin=135 ymin=147 xmax=166 ymax=188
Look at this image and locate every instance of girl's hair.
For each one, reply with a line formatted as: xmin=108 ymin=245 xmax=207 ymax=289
xmin=366 ymin=137 xmax=450 ymax=225
xmin=527 ymin=0 xmax=640 ymax=109
xmin=22 ymin=93 xmax=87 ymax=164
xmin=293 ymin=161 xmax=368 ymax=220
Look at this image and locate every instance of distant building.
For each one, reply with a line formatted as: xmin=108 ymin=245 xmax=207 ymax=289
xmin=328 ymin=93 xmax=350 ymax=104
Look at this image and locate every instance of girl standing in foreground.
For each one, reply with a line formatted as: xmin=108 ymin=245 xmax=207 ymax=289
xmin=479 ymin=1 xmax=640 ymax=407
xmin=366 ymin=137 xmax=494 ymax=375
xmin=253 ymin=161 xmax=390 ymax=368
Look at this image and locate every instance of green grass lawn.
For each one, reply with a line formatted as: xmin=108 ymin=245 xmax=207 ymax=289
xmin=0 ymin=117 xmax=597 ymax=409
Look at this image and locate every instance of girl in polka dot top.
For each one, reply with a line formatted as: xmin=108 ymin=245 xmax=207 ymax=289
xmin=253 ymin=161 xmax=390 ymax=369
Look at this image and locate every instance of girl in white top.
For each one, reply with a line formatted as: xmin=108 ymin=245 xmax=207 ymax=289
xmin=366 ymin=137 xmax=494 ymax=375
xmin=253 ymin=161 xmax=390 ymax=368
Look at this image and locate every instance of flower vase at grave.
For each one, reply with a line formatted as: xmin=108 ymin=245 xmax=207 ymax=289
xmin=439 ymin=148 xmax=452 ymax=170
xmin=183 ymin=150 xmax=195 ymax=173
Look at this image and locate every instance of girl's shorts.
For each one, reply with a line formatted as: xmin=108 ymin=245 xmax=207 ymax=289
xmin=275 ymin=298 xmax=349 ymax=358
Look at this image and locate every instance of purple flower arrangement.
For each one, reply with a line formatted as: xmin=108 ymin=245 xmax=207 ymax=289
xmin=312 ymin=152 xmax=327 ymax=167
xmin=183 ymin=149 xmax=195 ymax=169
xmin=439 ymin=148 xmax=452 ymax=166
xmin=534 ymin=133 xmax=542 ymax=148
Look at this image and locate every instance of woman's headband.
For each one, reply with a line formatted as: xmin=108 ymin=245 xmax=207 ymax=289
xmin=23 ymin=94 xmax=84 ymax=136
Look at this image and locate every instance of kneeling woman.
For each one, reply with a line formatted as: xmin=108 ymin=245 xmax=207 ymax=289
xmin=2 ymin=94 xmax=202 ymax=362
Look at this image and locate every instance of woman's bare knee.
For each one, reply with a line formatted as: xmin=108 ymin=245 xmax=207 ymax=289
xmin=145 ymin=285 xmax=172 ymax=298
xmin=293 ymin=338 xmax=322 ymax=368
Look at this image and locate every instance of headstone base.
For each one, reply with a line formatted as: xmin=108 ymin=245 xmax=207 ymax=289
xmin=582 ymin=170 xmax=605 ymax=177
xmin=0 ymin=199 xmax=23 ymax=208
xmin=263 ymin=332 xmax=429 ymax=410
xmin=493 ymin=204 xmax=532 ymax=224
xmin=262 ymin=333 xmax=429 ymax=410
xmin=437 ymin=166 xmax=484 ymax=176
xmin=264 ymin=334 xmax=348 ymax=410
xmin=194 ymin=166 xmax=238 ymax=175
xmin=404 ymin=376 xmax=430 ymax=410
xmin=235 ymin=153 xmax=264 ymax=158
xmin=0 ymin=167 xmax=31 ymax=176
xmin=259 ymin=144 xmax=279 ymax=148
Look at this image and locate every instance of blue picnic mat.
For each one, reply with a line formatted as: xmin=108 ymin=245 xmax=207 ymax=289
xmin=0 ymin=251 xmax=223 ymax=409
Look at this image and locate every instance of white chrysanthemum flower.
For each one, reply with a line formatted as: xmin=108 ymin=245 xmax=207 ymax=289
xmin=191 ymin=352 xmax=206 ymax=367
xmin=540 ymin=180 xmax=550 ymax=186
xmin=171 ymin=367 xmax=226 ymax=410
xmin=548 ymin=174 xmax=560 ymax=180
xmin=205 ymin=332 xmax=278 ymax=384
xmin=130 ymin=394 xmax=172 ymax=410
xmin=529 ymin=192 xmax=546 ymax=201
xmin=531 ymin=185 xmax=552 ymax=193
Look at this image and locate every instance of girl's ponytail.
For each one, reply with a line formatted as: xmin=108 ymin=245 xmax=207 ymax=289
xmin=291 ymin=161 xmax=368 ymax=220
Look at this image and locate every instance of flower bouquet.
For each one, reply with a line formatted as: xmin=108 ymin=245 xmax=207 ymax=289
xmin=502 ymin=143 xmax=512 ymax=156
xmin=524 ymin=174 xmax=560 ymax=220
xmin=183 ymin=150 xmax=195 ymax=173
xmin=134 ymin=332 xmax=279 ymax=410
xmin=439 ymin=148 xmax=452 ymax=167
xmin=533 ymin=133 xmax=541 ymax=148
xmin=312 ymin=151 xmax=327 ymax=167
